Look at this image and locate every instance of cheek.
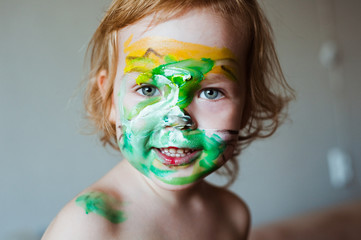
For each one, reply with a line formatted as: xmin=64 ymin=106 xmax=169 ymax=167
xmin=188 ymin=100 xmax=243 ymax=130
xmin=115 ymin=75 xmax=145 ymax=121
xmin=121 ymin=92 xmax=139 ymax=114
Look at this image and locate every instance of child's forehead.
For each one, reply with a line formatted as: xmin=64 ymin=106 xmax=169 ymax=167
xmin=123 ymin=36 xmax=240 ymax=82
xmin=124 ymin=36 xmax=236 ymax=61
xmin=117 ymin=8 xmax=249 ymax=63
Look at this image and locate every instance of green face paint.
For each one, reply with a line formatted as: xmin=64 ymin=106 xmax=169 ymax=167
xmin=136 ymin=58 xmax=214 ymax=110
xmin=117 ymin=37 xmax=239 ymax=186
xmin=141 ymin=58 xmax=214 ymax=108
xmin=76 ymin=192 xmax=126 ymax=224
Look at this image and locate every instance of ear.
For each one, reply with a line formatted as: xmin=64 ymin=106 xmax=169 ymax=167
xmin=97 ymin=69 xmax=109 ymax=98
xmin=97 ymin=69 xmax=116 ymax=123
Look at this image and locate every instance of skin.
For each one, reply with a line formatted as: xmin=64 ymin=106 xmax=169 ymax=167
xmin=112 ymin=10 xmax=248 ymax=190
xmin=42 ymin=7 xmax=250 ymax=240
xmin=75 ymin=192 xmax=126 ymax=224
xmin=117 ymin=36 xmax=241 ymax=187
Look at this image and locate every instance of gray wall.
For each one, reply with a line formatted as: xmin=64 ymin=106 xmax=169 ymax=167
xmin=1 ymin=0 xmax=360 ymax=238
xmin=227 ymin=0 xmax=361 ymax=225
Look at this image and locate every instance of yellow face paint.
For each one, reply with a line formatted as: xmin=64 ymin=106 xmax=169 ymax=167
xmin=123 ymin=36 xmax=238 ymax=80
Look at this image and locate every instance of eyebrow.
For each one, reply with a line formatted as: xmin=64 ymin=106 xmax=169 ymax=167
xmin=212 ymin=58 xmax=239 ymax=81
xmin=221 ymin=65 xmax=237 ymax=81
xmin=202 ymin=74 xmax=236 ymax=85
xmin=125 ymin=54 xmax=240 ymax=83
xmin=124 ymin=56 xmax=156 ymax=73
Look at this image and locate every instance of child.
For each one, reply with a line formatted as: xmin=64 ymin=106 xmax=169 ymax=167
xmin=43 ymin=0 xmax=293 ymax=239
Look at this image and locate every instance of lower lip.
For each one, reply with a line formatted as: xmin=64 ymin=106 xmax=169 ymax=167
xmin=155 ymin=148 xmax=201 ymax=166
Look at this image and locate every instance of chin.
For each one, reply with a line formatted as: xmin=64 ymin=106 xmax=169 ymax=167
xmin=149 ymin=173 xmax=203 ymax=191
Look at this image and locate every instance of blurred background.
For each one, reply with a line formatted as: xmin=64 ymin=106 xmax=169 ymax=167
xmin=1 ymin=0 xmax=360 ymax=239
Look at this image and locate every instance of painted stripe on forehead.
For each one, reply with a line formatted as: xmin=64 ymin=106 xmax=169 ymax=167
xmin=123 ymin=36 xmax=239 ymax=81
xmin=124 ymin=35 xmax=236 ymax=61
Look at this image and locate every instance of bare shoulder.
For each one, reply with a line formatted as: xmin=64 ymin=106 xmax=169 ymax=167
xmin=207 ymin=184 xmax=251 ymax=239
xmin=42 ymin=166 xmax=127 ymax=240
xmin=42 ymin=163 xmax=134 ymax=240
xmin=42 ymin=191 xmax=121 ymax=240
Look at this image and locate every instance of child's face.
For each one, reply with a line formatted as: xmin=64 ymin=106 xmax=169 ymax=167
xmin=112 ymin=8 xmax=248 ymax=189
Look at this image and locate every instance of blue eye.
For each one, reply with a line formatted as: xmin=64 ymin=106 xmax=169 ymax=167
xmin=199 ymin=89 xmax=224 ymax=100
xmin=136 ymin=85 xmax=160 ymax=97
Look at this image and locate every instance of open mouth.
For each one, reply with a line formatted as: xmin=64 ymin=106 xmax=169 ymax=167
xmin=155 ymin=147 xmax=201 ymax=166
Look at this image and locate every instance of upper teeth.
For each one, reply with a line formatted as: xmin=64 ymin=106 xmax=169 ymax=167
xmin=160 ymin=148 xmax=193 ymax=157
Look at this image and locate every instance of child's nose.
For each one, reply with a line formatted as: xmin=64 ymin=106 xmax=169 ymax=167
xmin=163 ymin=108 xmax=196 ymax=130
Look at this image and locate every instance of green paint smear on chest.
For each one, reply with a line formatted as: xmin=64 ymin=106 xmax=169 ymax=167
xmin=75 ymin=192 xmax=126 ymax=224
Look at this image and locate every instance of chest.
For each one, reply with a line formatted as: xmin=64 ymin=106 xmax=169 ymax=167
xmin=112 ymin=207 xmax=241 ymax=240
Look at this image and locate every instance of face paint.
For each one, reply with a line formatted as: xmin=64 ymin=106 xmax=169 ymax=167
xmin=117 ymin=36 xmax=240 ymax=186
xmin=75 ymin=192 xmax=126 ymax=223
